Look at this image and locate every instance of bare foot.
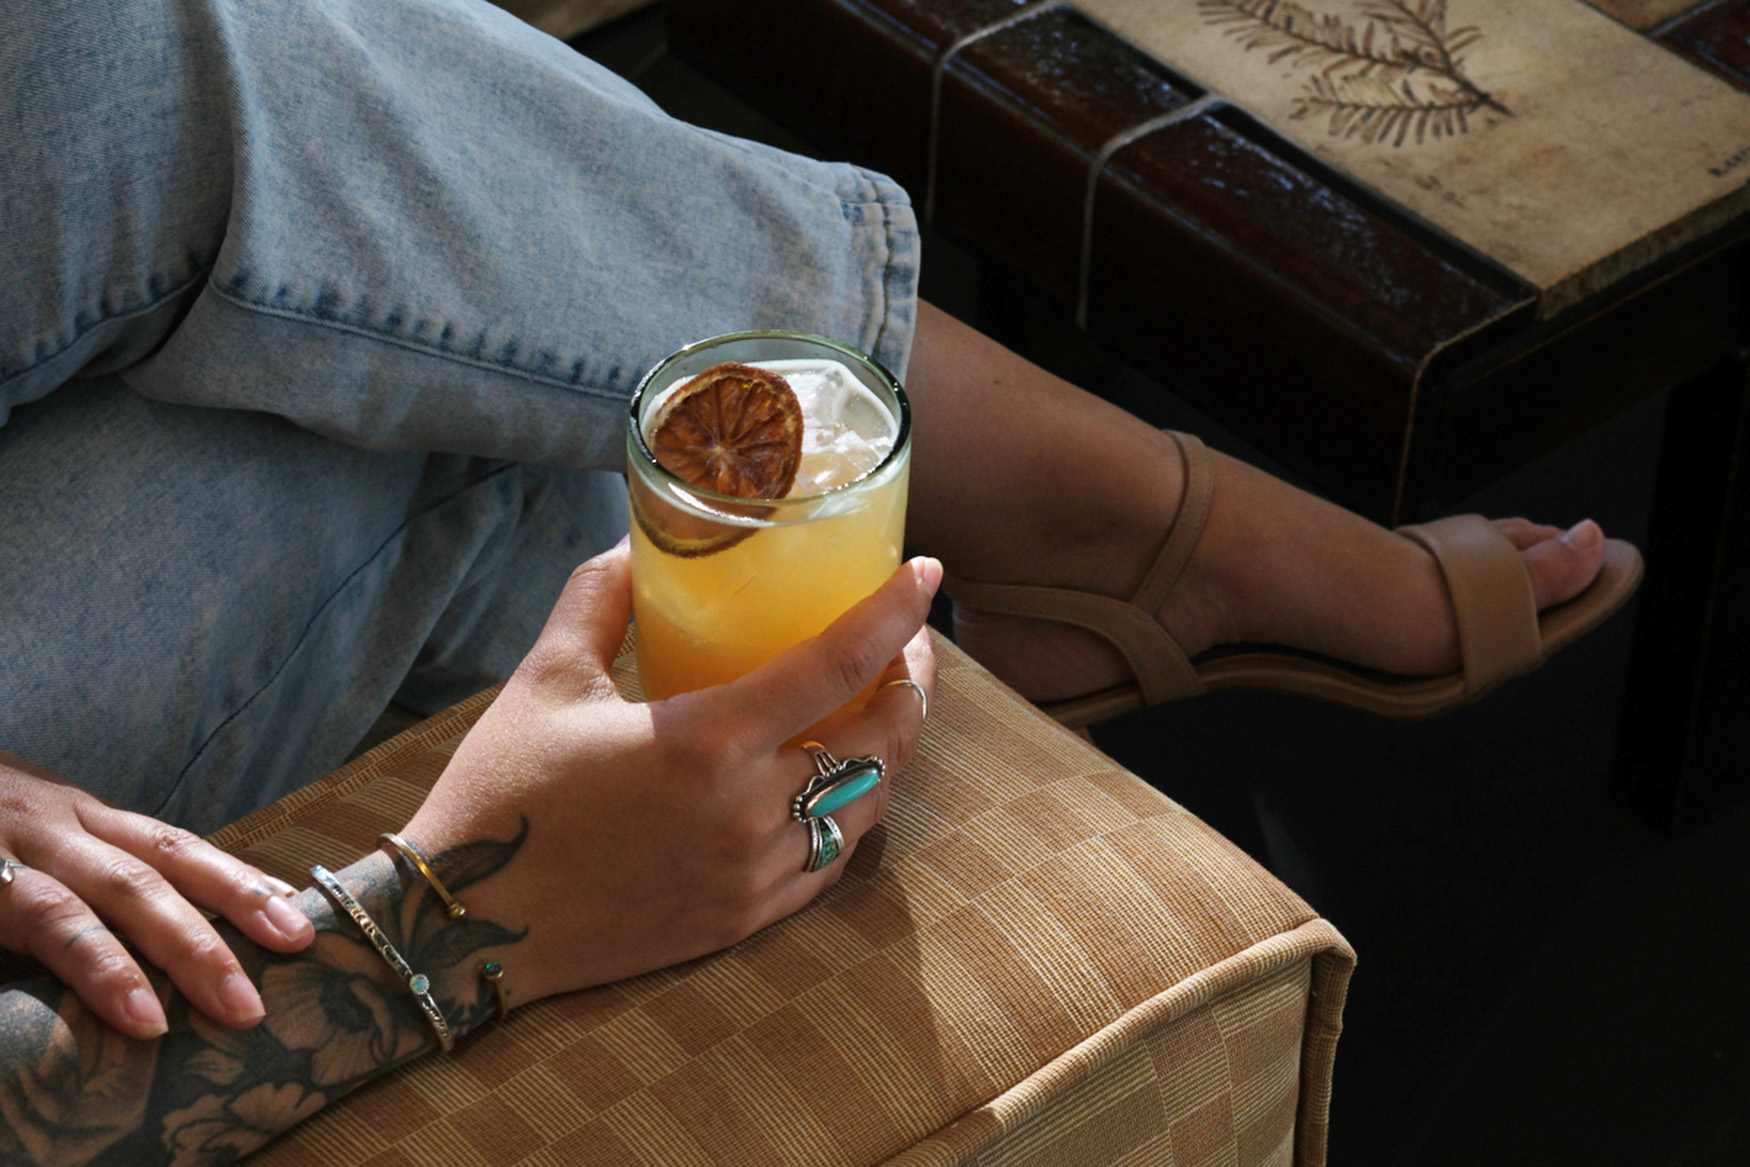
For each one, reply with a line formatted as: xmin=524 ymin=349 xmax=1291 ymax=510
xmin=951 ymin=441 xmax=1612 ymax=705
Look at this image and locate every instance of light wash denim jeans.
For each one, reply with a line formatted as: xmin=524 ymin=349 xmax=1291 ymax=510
xmin=0 ymin=0 xmax=920 ymax=832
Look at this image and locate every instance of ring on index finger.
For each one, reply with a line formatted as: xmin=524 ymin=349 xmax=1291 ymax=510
xmin=791 ymin=741 xmax=885 ymax=823
xmin=883 ymin=678 xmax=927 ymax=723
xmin=0 ymin=858 xmax=27 ymax=889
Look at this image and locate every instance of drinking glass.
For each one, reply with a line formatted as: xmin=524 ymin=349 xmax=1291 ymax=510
xmin=626 ymin=332 xmax=912 ymax=700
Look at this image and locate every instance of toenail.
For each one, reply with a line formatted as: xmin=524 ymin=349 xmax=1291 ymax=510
xmin=1561 ymin=519 xmax=1601 ymax=551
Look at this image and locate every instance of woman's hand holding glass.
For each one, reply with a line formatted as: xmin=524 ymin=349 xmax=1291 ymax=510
xmin=402 ymin=539 xmax=940 ymax=1004
xmin=0 ymin=539 xmax=936 ymax=1044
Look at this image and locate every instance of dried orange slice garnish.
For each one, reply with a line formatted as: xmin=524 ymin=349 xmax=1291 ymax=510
xmin=634 ymin=362 xmax=804 ymax=558
xmin=649 ymin=362 xmax=803 ymax=500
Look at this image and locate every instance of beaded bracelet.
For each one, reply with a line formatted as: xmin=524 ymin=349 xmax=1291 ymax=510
xmin=311 ymin=864 xmax=455 ymax=1052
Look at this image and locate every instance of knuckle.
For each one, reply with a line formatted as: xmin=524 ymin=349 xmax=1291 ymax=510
xmin=566 ymin=556 xmax=612 ymax=595
xmin=19 ymin=884 xmax=87 ymax=936
xmin=145 ymin=822 xmax=202 ymax=863
xmin=235 ymin=864 xmax=283 ymax=900
xmin=81 ymin=947 xmax=146 ymax=990
xmin=514 ymin=639 xmax=571 ymax=691
xmin=565 ymin=557 xmax=600 ymax=588
xmin=662 ymin=725 xmax=745 ymax=786
xmin=180 ymin=926 xmax=231 ymax=966
xmin=99 ymin=855 xmax=165 ymax=902
xmin=705 ymin=719 xmax=762 ymax=765
xmin=715 ymin=807 xmax=775 ymax=860
xmin=830 ymin=628 xmax=886 ymax=696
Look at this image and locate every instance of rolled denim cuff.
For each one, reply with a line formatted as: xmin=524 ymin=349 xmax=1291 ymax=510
xmin=5 ymin=0 xmax=922 ymax=470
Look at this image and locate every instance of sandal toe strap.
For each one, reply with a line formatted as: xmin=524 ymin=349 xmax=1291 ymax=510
xmin=1396 ymin=515 xmax=1542 ymax=691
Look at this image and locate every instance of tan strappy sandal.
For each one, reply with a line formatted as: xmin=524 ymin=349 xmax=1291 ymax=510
xmin=944 ymin=432 xmax=1645 ymax=729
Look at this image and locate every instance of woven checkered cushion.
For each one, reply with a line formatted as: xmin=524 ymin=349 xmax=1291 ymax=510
xmin=205 ymin=631 xmax=1351 ymax=1166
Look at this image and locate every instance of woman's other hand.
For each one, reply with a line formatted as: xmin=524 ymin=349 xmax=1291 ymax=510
xmin=0 ymin=753 xmax=316 ymax=1040
xmin=404 ymin=539 xmax=940 ymax=1004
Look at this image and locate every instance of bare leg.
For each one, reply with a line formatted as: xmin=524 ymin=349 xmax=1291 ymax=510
xmin=903 ymin=302 xmax=1610 ymax=703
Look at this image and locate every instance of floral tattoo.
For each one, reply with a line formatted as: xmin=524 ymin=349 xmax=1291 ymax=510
xmin=0 ymin=819 xmax=528 ymax=1167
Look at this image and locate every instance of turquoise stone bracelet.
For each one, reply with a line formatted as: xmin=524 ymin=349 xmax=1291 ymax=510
xmin=311 ymin=865 xmax=455 ymax=1052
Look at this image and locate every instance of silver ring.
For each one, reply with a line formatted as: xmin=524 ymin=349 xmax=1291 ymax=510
xmin=802 ymin=741 xmax=840 ymax=778
xmin=791 ymin=742 xmax=885 ymax=822
xmin=803 ymin=815 xmax=844 ymax=873
xmin=0 ymin=858 xmax=27 ymax=888
xmin=884 ymin=678 xmax=928 ymax=723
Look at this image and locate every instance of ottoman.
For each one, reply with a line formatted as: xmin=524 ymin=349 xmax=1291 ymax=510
xmin=210 ymin=631 xmax=1354 ymax=1165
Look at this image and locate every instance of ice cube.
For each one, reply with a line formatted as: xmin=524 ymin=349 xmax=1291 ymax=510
xmin=761 ymin=359 xmax=895 ymax=493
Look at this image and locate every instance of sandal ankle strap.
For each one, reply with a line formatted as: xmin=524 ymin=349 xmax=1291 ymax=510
xmin=1132 ymin=432 xmax=1213 ymax=619
xmin=943 ymin=430 xmax=1213 ymax=706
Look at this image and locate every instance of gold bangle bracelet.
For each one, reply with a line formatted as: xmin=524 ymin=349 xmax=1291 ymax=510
xmin=378 ymin=832 xmax=466 ymax=920
xmin=480 ymin=960 xmax=510 ymax=1020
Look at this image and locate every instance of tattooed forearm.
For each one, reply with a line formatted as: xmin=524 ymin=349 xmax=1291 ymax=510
xmin=0 ymin=821 xmax=529 ymax=1167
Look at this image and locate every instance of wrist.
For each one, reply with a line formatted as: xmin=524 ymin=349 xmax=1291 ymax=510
xmin=310 ymin=860 xmax=458 ymax=1051
xmin=371 ymin=813 xmax=554 ymax=1018
xmin=317 ymin=844 xmax=526 ymax=1047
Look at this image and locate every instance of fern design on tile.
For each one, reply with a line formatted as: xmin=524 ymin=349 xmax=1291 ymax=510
xmin=1199 ymin=0 xmax=1509 ymax=146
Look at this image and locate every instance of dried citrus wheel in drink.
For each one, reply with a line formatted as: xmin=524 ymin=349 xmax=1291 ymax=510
xmin=634 ymin=362 xmax=805 ymax=557
xmin=649 ymin=362 xmax=804 ymax=499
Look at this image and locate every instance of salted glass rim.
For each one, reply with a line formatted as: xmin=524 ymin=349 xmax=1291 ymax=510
xmin=627 ymin=330 xmax=912 ymax=509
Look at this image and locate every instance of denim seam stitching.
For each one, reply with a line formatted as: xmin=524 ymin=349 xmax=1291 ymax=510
xmin=208 ymin=284 xmax=628 ymax=401
xmin=870 ymin=172 xmax=898 ymax=365
xmin=0 ymin=266 xmax=215 ymax=389
xmin=152 ymin=460 xmax=521 ymax=818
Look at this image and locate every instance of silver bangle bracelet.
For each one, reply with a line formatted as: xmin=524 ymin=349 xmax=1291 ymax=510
xmin=311 ymin=864 xmax=455 ymax=1052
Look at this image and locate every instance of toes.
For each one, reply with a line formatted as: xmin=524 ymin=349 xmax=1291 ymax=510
xmin=1492 ymin=517 xmax=1562 ymax=550
xmin=1520 ymin=519 xmax=1607 ymax=610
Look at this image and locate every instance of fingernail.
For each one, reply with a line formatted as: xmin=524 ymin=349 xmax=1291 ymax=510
xmin=219 ymin=971 xmax=264 ymax=1022
xmin=1561 ymin=519 xmax=1601 ymax=551
xmin=125 ymin=987 xmax=169 ymax=1038
xmin=915 ymin=557 xmax=944 ymax=597
xmin=263 ymin=893 xmax=313 ymax=941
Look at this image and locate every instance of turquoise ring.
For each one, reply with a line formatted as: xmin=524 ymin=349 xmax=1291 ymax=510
xmin=792 ymin=743 xmax=885 ymax=823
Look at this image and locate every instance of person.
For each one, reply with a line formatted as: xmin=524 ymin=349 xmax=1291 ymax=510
xmin=0 ymin=0 xmax=1638 ymax=1161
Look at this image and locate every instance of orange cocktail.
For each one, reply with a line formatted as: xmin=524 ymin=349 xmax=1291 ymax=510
xmin=626 ymin=333 xmax=911 ymax=700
